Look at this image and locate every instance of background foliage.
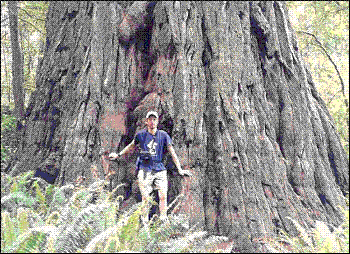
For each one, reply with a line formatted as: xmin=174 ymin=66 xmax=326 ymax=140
xmin=1 ymin=170 xmax=348 ymax=253
xmin=1 ymin=1 xmax=48 ymax=109
xmin=286 ymin=1 xmax=349 ymax=156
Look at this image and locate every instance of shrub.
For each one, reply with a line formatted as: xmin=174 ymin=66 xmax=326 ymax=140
xmin=1 ymin=114 xmax=17 ymax=165
xmin=1 ymin=211 xmax=16 ymax=251
xmin=1 ymin=191 xmax=38 ymax=211
xmin=33 ymin=181 xmax=46 ymax=211
xmin=17 ymin=207 xmax=30 ymax=235
xmin=265 ymin=194 xmax=349 ymax=253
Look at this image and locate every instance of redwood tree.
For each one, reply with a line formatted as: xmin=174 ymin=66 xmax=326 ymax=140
xmin=8 ymin=1 xmax=25 ymax=127
xmin=8 ymin=2 xmax=348 ymax=252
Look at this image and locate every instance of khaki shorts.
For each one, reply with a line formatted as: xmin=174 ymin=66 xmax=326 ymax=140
xmin=137 ymin=169 xmax=168 ymax=197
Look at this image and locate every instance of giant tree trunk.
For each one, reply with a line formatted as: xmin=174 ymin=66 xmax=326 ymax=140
xmin=9 ymin=1 xmax=348 ymax=252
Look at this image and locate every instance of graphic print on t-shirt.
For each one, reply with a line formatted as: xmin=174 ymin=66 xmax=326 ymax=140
xmin=147 ymin=138 xmax=157 ymax=156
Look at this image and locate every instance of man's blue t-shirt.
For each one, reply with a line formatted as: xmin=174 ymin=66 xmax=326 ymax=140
xmin=134 ymin=129 xmax=172 ymax=172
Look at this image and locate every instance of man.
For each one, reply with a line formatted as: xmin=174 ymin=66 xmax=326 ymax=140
xmin=109 ymin=111 xmax=192 ymax=224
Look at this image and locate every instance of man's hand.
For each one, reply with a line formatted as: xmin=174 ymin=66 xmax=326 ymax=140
xmin=108 ymin=140 xmax=135 ymax=160
xmin=109 ymin=152 xmax=120 ymax=160
xmin=178 ymin=169 xmax=193 ymax=177
xmin=168 ymin=145 xmax=193 ymax=177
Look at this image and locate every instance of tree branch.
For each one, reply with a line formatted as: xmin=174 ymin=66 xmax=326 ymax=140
xmin=17 ymin=16 xmax=44 ymax=35
xmin=6 ymin=4 xmax=44 ymax=35
xmin=18 ymin=6 xmax=46 ymax=22
xmin=326 ymin=88 xmax=343 ymax=107
xmin=297 ymin=30 xmax=348 ymax=109
xmin=334 ymin=7 xmax=349 ymax=14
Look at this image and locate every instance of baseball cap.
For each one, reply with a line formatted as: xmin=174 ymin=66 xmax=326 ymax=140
xmin=146 ymin=111 xmax=158 ymax=118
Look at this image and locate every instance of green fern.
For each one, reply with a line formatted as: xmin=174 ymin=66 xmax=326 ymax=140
xmin=10 ymin=180 xmax=19 ymax=193
xmin=45 ymin=211 xmax=60 ymax=226
xmin=33 ymin=180 xmax=47 ymax=214
xmin=106 ymin=183 xmax=126 ymax=203
xmin=316 ymin=206 xmax=349 ymax=253
xmin=1 ymin=211 xmax=16 ymax=250
xmin=46 ymin=186 xmax=67 ymax=216
xmin=53 ymin=203 xmax=108 ymax=253
xmin=104 ymin=233 xmax=121 ymax=253
xmin=21 ymin=231 xmax=46 ymax=253
xmin=46 ymin=236 xmax=56 ymax=253
xmin=29 ymin=209 xmax=45 ymax=227
xmin=71 ymin=186 xmax=90 ymax=210
xmin=81 ymin=188 xmax=231 ymax=253
xmin=4 ymin=227 xmax=54 ymax=253
xmin=83 ymin=201 xmax=141 ymax=252
xmin=265 ymin=195 xmax=349 ymax=253
xmin=96 ymin=202 xmax=144 ymax=252
xmin=1 ymin=191 xmax=37 ymax=209
xmin=104 ymin=195 xmax=123 ymax=230
xmin=45 ymin=184 xmax=56 ymax=205
xmin=9 ymin=170 xmax=35 ymax=194
xmin=98 ymin=183 xmax=126 ymax=230
xmin=345 ymin=193 xmax=349 ymax=206
xmin=19 ymin=170 xmax=35 ymax=189
xmin=83 ymin=225 xmax=121 ymax=252
xmin=17 ymin=207 xmax=30 ymax=235
xmin=119 ymin=206 xmax=142 ymax=250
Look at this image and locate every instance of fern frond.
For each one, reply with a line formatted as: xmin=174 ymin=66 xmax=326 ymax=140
xmin=45 ymin=211 xmax=60 ymax=226
xmin=3 ymin=226 xmax=56 ymax=253
xmin=44 ymin=184 xmax=56 ymax=205
xmin=107 ymin=183 xmax=126 ymax=203
xmin=17 ymin=207 xmax=30 ymax=236
xmin=103 ymin=195 xmax=124 ymax=229
xmin=1 ymin=191 xmax=37 ymax=212
xmin=2 ymin=211 xmax=16 ymax=250
xmin=84 ymin=225 xmax=120 ymax=253
xmin=286 ymin=216 xmax=313 ymax=248
xmin=45 ymin=236 xmax=56 ymax=253
xmin=84 ymin=203 xmax=143 ymax=252
xmin=33 ymin=180 xmax=47 ymax=214
xmin=10 ymin=180 xmax=19 ymax=193
xmin=157 ymin=230 xmax=208 ymax=253
xmin=53 ymin=203 xmax=108 ymax=253
xmin=46 ymin=185 xmax=71 ymax=216
xmin=103 ymin=233 xmax=121 ymax=253
xmin=20 ymin=170 xmax=35 ymax=184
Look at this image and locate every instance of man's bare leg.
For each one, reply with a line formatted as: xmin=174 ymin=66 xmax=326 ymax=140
xmin=158 ymin=186 xmax=168 ymax=221
xmin=141 ymin=194 xmax=151 ymax=224
xmin=138 ymin=170 xmax=151 ymax=225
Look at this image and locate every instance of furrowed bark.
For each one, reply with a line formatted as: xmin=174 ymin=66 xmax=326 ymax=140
xmin=9 ymin=2 xmax=348 ymax=252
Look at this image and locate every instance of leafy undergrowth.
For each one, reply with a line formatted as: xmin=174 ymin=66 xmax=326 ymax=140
xmin=1 ymin=171 xmax=233 ymax=253
xmin=263 ymin=193 xmax=349 ymax=253
xmin=1 ymin=171 xmax=349 ymax=253
xmin=1 ymin=114 xmax=18 ymax=171
xmin=1 ymin=170 xmax=349 ymax=253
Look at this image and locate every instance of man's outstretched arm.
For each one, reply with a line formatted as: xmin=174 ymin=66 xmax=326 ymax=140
xmin=167 ymin=145 xmax=192 ymax=176
xmin=109 ymin=140 xmax=135 ymax=160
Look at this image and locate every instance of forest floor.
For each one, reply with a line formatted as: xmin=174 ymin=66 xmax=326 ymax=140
xmin=1 ymin=113 xmax=349 ymax=253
